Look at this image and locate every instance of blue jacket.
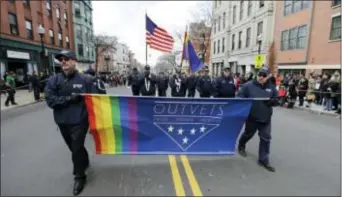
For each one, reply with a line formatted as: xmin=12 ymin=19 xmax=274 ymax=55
xmin=237 ymin=80 xmax=279 ymax=123
xmin=45 ymin=71 xmax=96 ymax=125
xmin=196 ymin=75 xmax=213 ymax=96
xmin=213 ymin=76 xmax=236 ymax=98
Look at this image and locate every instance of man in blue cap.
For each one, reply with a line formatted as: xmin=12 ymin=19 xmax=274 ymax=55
xmin=45 ymin=50 xmax=97 ymax=195
xmin=237 ymin=66 xmax=279 ymax=172
xmin=196 ymin=65 xmax=213 ymax=98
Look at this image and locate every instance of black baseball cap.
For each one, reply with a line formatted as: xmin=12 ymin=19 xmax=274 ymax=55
xmin=55 ymin=50 xmax=76 ymax=60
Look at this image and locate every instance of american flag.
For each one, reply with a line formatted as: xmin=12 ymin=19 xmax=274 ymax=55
xmin=146 ymin=15 xmax=174 ymax=53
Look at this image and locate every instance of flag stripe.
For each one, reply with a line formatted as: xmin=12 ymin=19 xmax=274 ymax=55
xmin=85 ymin=96 xmax=102 ymax=154
xmin=128 ymin=97 xmax=138 ymax=153
xmin=111 ymin=97 xmax=122 ymax=154
xmin=101 ymin=96 xmax=115 ymax=154
xmin=146 ymin=16 xmax=174 ymax=53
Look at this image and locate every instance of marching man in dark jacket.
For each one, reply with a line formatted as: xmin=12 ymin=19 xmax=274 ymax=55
xmin=170 ymin=67 xmax=187 ymax=97
xmin=45 ymin=50 xmax=97 ymax=195
xmin=128 ymin=67 xmax=140 ymax=96
xmin=213 ymin=67 xmax=236 ymax=98
xmin=196 ymin=66 xmax=213 ymax=98
xmin=140 ymin=65 xmax=157 ymax=96
xmin=186 ymin=72 xmax=198 ymax=97
xmin=157 ymin=71 xmax=169 ymax=97
xmin=237 ymin=67 xmax=279 ymax=172
xmin=84 ymin=67 xmax=107 ymax=94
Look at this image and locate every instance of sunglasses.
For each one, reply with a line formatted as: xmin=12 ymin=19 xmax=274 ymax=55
xmin=58 ymin=57 xmax=70 ymax=62
xmin=258 ymin=73 xmax=268 ymax=78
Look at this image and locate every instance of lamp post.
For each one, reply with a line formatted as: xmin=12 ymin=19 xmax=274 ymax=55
xmin=199 ymin=32 xmax=206 ymax=63
xmin=38 ymin=25 xmax=46 ymax=75
xmin=104 ymin=54 xmax=110 ymax=74
xmin=256 ymin=34 xmax=263 ymax=74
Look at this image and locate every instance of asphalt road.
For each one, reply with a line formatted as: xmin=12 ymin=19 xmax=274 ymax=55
xmin=1 ymin=86 xmax=340 ymax=196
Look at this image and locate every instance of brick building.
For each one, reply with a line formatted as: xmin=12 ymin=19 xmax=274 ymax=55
xmin=273 ymin=0 xmax=341 ymax=76
xmin=189 ymin=22 xmax=211 ymax=65
xmin=0 ymin=0 xmax=74 ymax=81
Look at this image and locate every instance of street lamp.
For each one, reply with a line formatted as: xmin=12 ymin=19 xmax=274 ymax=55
xmin=257 ymin=34 xmax=262 ymax=55
xmin=38 ymin=25 xmax=46 ymax=74
xmin=199 ymin=32 xmax=206 ymax=63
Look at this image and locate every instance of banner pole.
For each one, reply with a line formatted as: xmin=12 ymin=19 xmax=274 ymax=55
xmin=145 ymin=11 xmax=148 ymax=66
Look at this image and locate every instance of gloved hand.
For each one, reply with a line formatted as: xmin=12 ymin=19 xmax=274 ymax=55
xmin=264 ymin=98 xmax=279 ymax=106
xmin=66 ymin=95 xmax=83 ymax=103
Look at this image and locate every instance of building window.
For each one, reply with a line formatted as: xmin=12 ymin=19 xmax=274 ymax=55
xmin=218 ymin=16 xmax=221 ymax=31
xmin=46 ymin=0 xmax=52 ymax=17
xmin=56 ymin=6 xmax=60 ymax=19
xmin=213 ymin=41 xmax=216 ymax=54
xmin=76 ymin=25 xmax=82 ymax=37
xmin=238 ymin=31 xmax=242 ymax=49
xmin=259 ymin=0 xmax=264 ymax=8
xmin=66 ymin=36 xmax=70 ymax=48
xmin=86 ymin=46 xmax=90 ymax=57
xmin=281 ymin=30 xmax=289 ymax=50
xmin=58 ymin=32 xmax=62 ymax=47
xmin=222 ymin=12 xmax=226 ymax=29
xmin=240 ymin=0 xmax=244 ymax=20
xmin=8 ymin=13 xmax=18 ymax=35
xmin=25 ymin=20 xmax=33 ymax=40
xmin=284 ymin=1 xmax=292 ymax=16
xmin=332 ymin=0 xmax=341 ymax=6
xmin=297 ymin=25 xmax=307 ymax=48
xmin=231 ymin=34 xmax=235 ymax=50
xmin=289 ymin=28 xmax=298 ymax=49
xmin=247 ymin=1 xmax=252 ymax=16
xmin=233 ymin=6 xmax=236 ymax=24
xmin=75 ymin=2 xmax=81 ymax=18
xmin=281 ymin=25 xmax=307 ymax=51
xmin=78 ymin=44 xmax=84 ymax=56
xmin=256 ymin=21 xmax=263 ymax=43
xmin=215 ymin=0 xmax=217 ymax=8
xmin=284 ymin=0 xmax=310 ymax=16
xmin=244 ymin=28 xmax=251 ymax=48
xmin=330 ymin=15 xmax=341 ymax=40
xmin=222 ymin=37 xmax=225 ymax=52
xmin=64 ymin=10 xmax=68 ymax=24
xmin=217 ymin=39 xmax=220 ymax=53
xmin=49 ymin=29 xmax=54 ymax=45
xmin=214 ymin=19 xmax=217 ymax=34
xmin=23 ymin=0 xmax=30 ymax=6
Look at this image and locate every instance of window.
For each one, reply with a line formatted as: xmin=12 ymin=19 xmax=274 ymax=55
xmin=246 ymin=27 xmax=251 ymax=47
xmin=76 ymin=25 xmax=82 ymax=37
xmin=86 ymin=46 xmax=89 ymax=57
xmin=330 ymin=15 xmax=341 ymax=40
xmin=66 ymin=36 xmax=70 ymax=48
xmin=284 ymin=0 xmax=310 ymax=16
xmin=332 ymin=0 xmax=341 ymax=6
xmin=217 ymin=39 xmax=220 ymax=53
xmin=75 ymin=2 xmax=81 ymax=18
xmin=222 ymin=37 xmax=225 ymax=52
xmin=233 ymin=6 xmax=236 ymax=24
xmin=23 ymin=0 xmax=30 ymax=6
xmin=231 ymin=34 xmax=235 ymax=50
xmin=223 ymin=12 xmax=226 ymax=29
xmin=213 ymin=41 xmax=216 ymax=54
xmin=297 ymin=25 xmax=307 ymax=48
xmin=49 ymin=29 xmax=54 ymax=45
xmin=58 ymin=32 xmax=62 ymax=47
xmin=240 ymin=0 xmax=244 ymax=20
xmin=56 ymin=7 xmax=60 ymax=19
xmin=85 ymin=10 xmax=88 ymax=22
xmin=247 ymin=1 xmax=252 ymax=16
xmin=281 ymin=30 xmax=289 ymax=50
xmin=293 ymin=0 xmax=302 ymax=12
xmin=78 ymin=44 xmax=84 ymax=56
xmin=218 ymin=16 xmax=221 ymax=31
xmin=256 ymin=21 xmax=263 ymax=43
xmin=289 ymin=28 xmax=298 ymax=49
xmin=25 ymin=20 xmax=33 ymax=39
xmin=64 ymin=10 xmax=68 ymax=24
xmin=259 ymin=0 xmax=264 ymax=8
xmin=238 ymin=31 xmax=242 ymax=49
xmin=213 ymin=19 xmax=216 ymax=34
xmin=8 ymin=13 xmax=18 ymax=35
xmin=284 ymin=1 xmax=292 ymax=16
xmin=215 ymin=0 xmax=217 ymax=8
xmin=46 ymin=0 xmax=52 ymax=17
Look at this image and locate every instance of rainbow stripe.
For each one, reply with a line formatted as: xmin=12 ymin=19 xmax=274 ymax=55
xmin=84 ymin=95 xmax=138 ymax=154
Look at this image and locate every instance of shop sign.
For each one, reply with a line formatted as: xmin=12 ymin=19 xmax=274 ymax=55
xmin=6 ymin=50 xmax=30 ymax=60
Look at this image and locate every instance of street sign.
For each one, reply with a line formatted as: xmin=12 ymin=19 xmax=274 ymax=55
xmin=254 ymin=54 xmax=265 ymax=69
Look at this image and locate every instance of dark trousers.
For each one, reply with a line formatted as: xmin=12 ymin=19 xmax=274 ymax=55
xmin=131 ymin=87 xmax=140 ymax=96
xmin=58 ymin=123 xmax=89 ymax=179
xmin=298 ymin=91 xmax=306 ymax=106
xmin=33 ymin=86 xmax=40 ymax=101
xmin=5 ymin=90 xmax=16 ymax=105
xmin=200 ymin=94 xmax=211 ymax=98
xmin=238 ymin=121 xmax=272 ymax=164
xmin=187 ymin=89 xmax=196 ymax=97
xmin=158 ymin=89 xmax=167 ymax=97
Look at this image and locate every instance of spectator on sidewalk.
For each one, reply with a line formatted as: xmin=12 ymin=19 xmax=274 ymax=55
xmin=314 ymin=75 xmax=322 ymax=105
xmin=30 ymin=71 xmax=40 ymax=101
xmin=330 ymin=72 xmax=340 ymax=110
xmin=297 ymin=73 xmax=308 ymax=107
xmin=305 ymin=73 xmax=316 ymax=108
xmin=4 ymin=71 xmax=18 ymax=107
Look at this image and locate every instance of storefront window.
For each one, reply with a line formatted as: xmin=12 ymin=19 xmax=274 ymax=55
xmin=0 ymin=61 xmax=6 ymax=79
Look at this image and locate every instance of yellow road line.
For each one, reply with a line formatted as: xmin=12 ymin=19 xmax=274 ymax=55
xmin=180 ymin=155 xmax=203 ymax=196
xmin=168 ymin=155 xmax=186 ymax=196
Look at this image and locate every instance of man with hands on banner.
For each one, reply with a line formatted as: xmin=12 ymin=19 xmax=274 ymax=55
xmin=139 ymin=65 xmax=157 ymax=96
xmin=213 ymin=67 xmax=236 ymax=98
xmin=237 ymin=66 xmax=279 ymax=172
xmin=196 ymin=65 xmax=213 ymax=98
xmin=45 ymin=50 xmax=97 ymax=195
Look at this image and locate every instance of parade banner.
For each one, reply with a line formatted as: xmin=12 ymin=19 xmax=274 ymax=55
xmin=84 ymin=95 xmax=253 ymax=155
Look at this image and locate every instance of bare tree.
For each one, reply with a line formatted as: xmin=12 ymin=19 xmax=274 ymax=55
xmin=266 ymin=41 xmax=276 ymax=74
xmin=155 ymin=51 xmax=182 ymax=73
xmin=93 ymin=34 xmax=117 ymax=74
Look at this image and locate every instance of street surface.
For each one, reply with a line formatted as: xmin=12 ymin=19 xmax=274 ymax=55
xmin=1 ymin=86 xmax=340 ymax=196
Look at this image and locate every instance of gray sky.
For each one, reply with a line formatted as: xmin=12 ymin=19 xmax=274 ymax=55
xmin=93 ymin=1 xmax=208 ymax=65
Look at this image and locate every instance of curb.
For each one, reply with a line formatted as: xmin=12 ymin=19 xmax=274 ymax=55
xmin=294 ymin=106 xmax=340 ymax=117
xmin=1 ymin=99 xmax=45 ymax=112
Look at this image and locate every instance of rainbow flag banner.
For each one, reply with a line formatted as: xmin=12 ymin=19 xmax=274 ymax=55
xmin=84 ymin=95 xmax=253 ymax=155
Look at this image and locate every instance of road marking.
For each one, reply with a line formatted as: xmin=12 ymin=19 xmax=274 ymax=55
xmin=180 ymin=155 xmax=203 ymax=196
xmin=168 ymin=155 xmax=186 ymax=196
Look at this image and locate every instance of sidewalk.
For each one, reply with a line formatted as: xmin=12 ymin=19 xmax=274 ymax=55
xmin=0 ymin=90 xmax=42 ymax=111
xmin=294 ymin=102 xmax=340 ymax=117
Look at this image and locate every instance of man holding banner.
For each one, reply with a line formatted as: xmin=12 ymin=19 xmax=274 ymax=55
xmin=139 ymin=65 xmax=157 ymax=96
xmin=237 ymin=67 xmax=279 ymax=172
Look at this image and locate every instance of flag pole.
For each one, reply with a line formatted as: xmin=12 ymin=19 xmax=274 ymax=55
xmin=145 ymin=10 xmax=148 ymax=66
xmin=180 ymin=25 xmax=187 ymax=69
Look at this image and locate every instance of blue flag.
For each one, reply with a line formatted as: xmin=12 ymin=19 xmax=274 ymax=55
xmin=183 ymin=35 xmax=203 ymax=72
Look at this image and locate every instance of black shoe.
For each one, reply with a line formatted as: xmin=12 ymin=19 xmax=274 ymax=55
xmin=73 ymin=178 xmax=86 ymax=196
xmin=238 ymin=148 xmax=247 ymax=157
xmin=5 ymin=103 xmax=9 ymax=107
xmin=258 ymin=161 xmax=275 ymax=172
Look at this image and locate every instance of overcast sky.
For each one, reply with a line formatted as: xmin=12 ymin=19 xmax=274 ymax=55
xmin=93 ymin=1 xmax=209 ymax=66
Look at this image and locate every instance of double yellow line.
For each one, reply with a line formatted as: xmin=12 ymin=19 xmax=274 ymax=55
xmin=168 ymin=155 xmax=203 ymax=196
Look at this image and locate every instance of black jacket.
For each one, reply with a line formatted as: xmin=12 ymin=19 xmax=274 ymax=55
xmin=139 ymin=73 xmax=157 ymax=96
xmin=157 ymin=76 xmax=169 ymax=91
xmin=213 ymin=76 xmax=236 ymax=98
xmin=196 ymin=75 xmax=213 ymax=96
xmin=169 ymin=75 xmax=187 ymax=97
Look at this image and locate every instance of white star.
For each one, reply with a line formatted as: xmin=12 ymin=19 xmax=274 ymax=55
xmin=182 ymin=137 xmax=188 ymax=144
xmin=168 ymin=125 xmax=174 ymax=133
xmin=178 ymin=128 xmax=184 ymax=135
xmin=190 ymin=128 xmax=196 ymax=135
xmin=200 ymin=126 xmax=206 ymax=133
